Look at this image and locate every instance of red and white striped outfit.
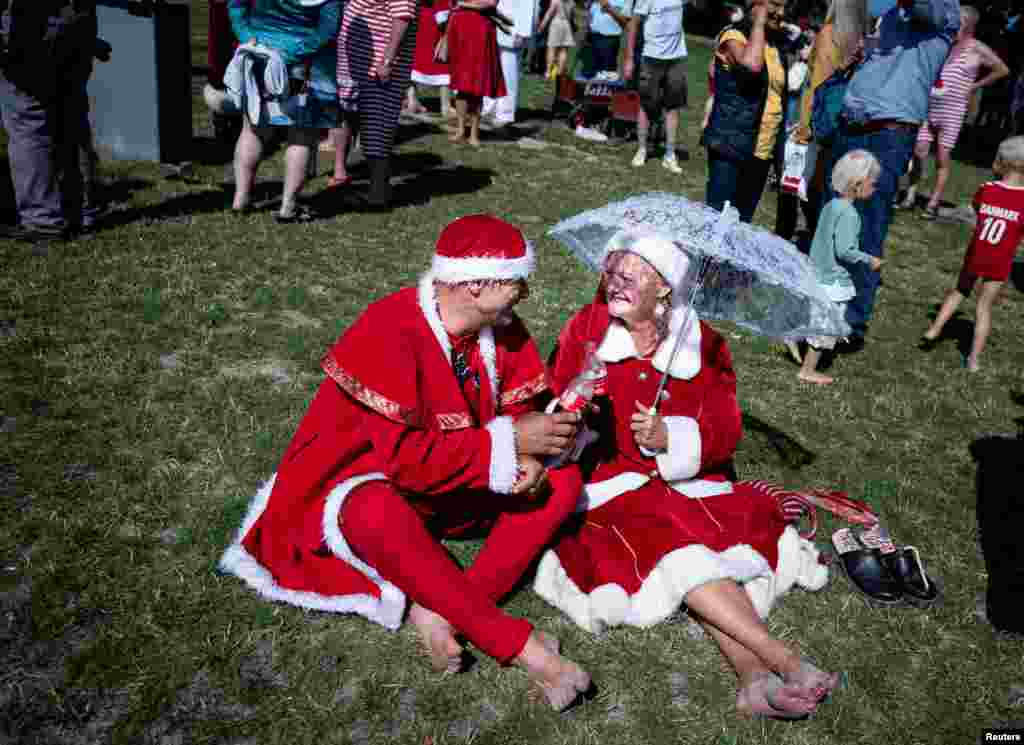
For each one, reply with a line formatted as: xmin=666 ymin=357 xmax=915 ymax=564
xmin=917 ymin=39 xmax=982 ymax=151
xmin=336 ymin=0 xmax=417 ymax=159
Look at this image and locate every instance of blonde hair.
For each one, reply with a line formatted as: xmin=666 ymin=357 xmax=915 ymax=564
xmin=995 ymin=136 xmax=1024 ymax=175
xmin=832 ymin=149 xmax=880 ymax=197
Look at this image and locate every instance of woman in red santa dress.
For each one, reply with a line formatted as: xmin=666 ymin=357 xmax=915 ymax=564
xmin=407 ymin=0 xmax=453 ymax=117
xmin=533 ymin=229 xmax=839 ymax=719
xmin=219 ymin=215 xmax=591 ymax=710
xmin=446 ymin=0 xmax=507 ymax=145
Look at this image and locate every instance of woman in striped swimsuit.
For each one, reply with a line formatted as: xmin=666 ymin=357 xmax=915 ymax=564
xmin=332 ymin=0 xmax=418 ymax=209
xmin=902 ymin=5 xmax=1008 ymax=218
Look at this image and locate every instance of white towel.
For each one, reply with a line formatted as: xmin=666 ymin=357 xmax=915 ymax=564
xmin=223 ymin=43 xmax=290 ymax=125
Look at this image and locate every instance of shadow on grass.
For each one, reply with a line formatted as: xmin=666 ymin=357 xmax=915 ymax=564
xmin=1012 ymin=260 xmax=1024 ymax=293
xmin=971 ymin=391 xmax=1024 ymax=634
xmin=741 ymin=411 xmax=816 ymax=470
xmin=308 ymin=151 xmax=495 ymax=215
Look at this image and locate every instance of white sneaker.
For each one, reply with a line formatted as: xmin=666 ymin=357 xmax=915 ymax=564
xmin=662 ymin=155 xmax=683 ymax=174
xmin=632 ymin=148 xmax=647 ymax=167
xmin=575 ymin=125 xmax=609 ymax=142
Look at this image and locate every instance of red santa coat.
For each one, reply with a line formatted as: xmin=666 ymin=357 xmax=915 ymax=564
xmin=220 ymin=274 xmax=548 ymax=630
xmin=533 ymin=297 xmax=828 ymax=632
xmin=412 ymin=0 xmax=452 ymax=85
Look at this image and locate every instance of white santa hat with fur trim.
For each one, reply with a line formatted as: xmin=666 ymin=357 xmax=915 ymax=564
xmin=603 ymin=229 xmax=690 ymax=293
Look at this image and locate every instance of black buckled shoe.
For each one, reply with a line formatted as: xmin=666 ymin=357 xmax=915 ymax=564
xmin=882 ymin=546 xmax=941 ymax=608
xmin=832 ymin=528 xmax=903 ymax=605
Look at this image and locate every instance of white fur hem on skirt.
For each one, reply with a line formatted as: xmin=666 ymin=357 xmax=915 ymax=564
xmin=532 ymin=526 xmax=829 ymax=634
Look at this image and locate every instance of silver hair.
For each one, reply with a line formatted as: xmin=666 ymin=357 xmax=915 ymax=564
xmin=825 ymin=0 xmax=868 ymax=66
xmin=961 ymin=5 xmax=980 ymax=31
xmin=831 ymin=149 xmax=881 ymax=196
xmin=996 ymin=136 xmax=1024 ymax=172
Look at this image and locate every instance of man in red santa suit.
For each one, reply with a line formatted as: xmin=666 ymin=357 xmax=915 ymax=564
xmin=533 ymin=229 xmax=838 ymax=719
xmin=219 ymin=214 xmax=591 ymax=711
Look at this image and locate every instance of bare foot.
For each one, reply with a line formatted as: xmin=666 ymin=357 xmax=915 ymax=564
xmin=468 ymin=136 xmax=481 ymax=148
xmin=736 ymin=672 xmax=817 ymax=719
xmin=782 ymin=660 xmax=840 ymax=703
xmin=515 ymin=631 xmax=591 ymax=711
xmin=408 ymin=603 xmax=464 ymax=673
xmin=965 ymin=355 xmax=980 ymax=372
xmin=798 ymin=370 xmax=834 ymax=385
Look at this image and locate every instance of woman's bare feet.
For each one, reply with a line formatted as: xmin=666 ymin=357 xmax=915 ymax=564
xmin=736 ymin=672 xmax=817 ymax=719
xmin=449 ymin=126 xmax=465 ymax=143
xmin=798 ymin=370 xmax=834 ymax=385
xmin=515 ymin=631 xmax=591 ymax=711
xmin=781 ymin=660 xmax=840 ymax=703
xmin=408 ymin=603 xmax=464 ymax=673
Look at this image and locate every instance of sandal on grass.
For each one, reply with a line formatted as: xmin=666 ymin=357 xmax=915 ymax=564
xmin=832 ymin=528 xmax=903 ymax=605
xmin=327 ymin=175 xmax=353 ymax=189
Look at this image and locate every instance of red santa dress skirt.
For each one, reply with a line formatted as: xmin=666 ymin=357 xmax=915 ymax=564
xmin=412 ymin=0 xmax=451 ymax=86
xmin=446 ymin=7 xmax=506 ymax=98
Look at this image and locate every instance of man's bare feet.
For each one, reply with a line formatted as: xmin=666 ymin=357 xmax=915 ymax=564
xmin=781 ymin=660 xmax=840 ymax=703
xmin=467 ymin=136 xmax=481 ymax=148
xmin=449 ymin=130 xmax=465 ymax=144
xmin=408 ymin=603 xmax=463 ymax=673
xmin=736 ymin=672 xmax=817 ymax=719
xmin=515 ymin=631 xmax=591 ymax=711
xmin=798 ymin=370 xmax=834 ymax=385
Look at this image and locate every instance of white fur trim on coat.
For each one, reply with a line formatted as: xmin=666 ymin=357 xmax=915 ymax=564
xmin=411 ymin=72 xmax=452 ymax=86
xmin=418 ymin=273 xmax=500 ymax=403
xmin=533 ymin=526 xmax=828 ymax=633
xmin=218 ymin=472 xmax=407 ymax=630
xmin=485 ymin=416 xmax=518 ymax=494
xmin=657 ymin=416 xmax=701 ymax=482
xmin=430 ymin=242 xmax=535 ymax=284
xmin=596 ymin=305 xmax=702 ymax=380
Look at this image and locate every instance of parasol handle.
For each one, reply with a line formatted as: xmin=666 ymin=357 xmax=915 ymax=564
xmin=647 ymin=201 xmax=736 ymax=415
xmin=649 ymin=303 xmax=697 ymax=415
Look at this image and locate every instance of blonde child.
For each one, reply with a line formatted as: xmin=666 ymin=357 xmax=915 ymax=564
xmin=920 ymin=135 xmax=1024 ymax=372
xmin=789 ymin=149 xmax=883 ymax=384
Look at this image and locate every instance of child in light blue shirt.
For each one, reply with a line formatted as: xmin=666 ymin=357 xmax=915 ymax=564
xmin=790 ymin=149 xmax=884 ymax=384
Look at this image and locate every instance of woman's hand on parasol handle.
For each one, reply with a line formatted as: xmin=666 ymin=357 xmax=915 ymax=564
xmin=631 ymin=401 xmax=668 ymax=452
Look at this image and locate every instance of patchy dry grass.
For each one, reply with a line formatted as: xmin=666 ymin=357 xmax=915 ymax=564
xmin=2 ymin=5 xmax=1024 ymax=743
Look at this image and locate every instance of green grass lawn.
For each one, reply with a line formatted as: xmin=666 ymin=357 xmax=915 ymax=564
xmin=3 ymin=5 xmax=1024 ymax=743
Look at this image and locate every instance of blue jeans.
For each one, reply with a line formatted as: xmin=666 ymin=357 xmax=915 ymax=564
xmin=705 ymin=151 xmax=771 ymax=223
xmin=0 ymin=12 xmax=97 ymax=231
xmin=827 ymin=125 xmax=916 ymax=338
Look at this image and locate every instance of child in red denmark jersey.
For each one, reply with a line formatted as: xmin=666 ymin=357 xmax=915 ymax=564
xmin=920 ymin=136 xmax=1024 ymax=372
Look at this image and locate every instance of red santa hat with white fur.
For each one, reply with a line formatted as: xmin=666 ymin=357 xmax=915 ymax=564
xmin=430 ymin=214 xmax=535 ymax=284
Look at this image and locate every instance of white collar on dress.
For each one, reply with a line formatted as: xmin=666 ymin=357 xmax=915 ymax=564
xmin=417 ymin=273 xmax=500 ymax=399
xmin=595 ymin=304 xmax=702 ymax=380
